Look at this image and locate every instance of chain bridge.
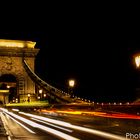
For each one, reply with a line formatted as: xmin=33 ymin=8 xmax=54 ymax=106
xmin=0 ymin=39 xmax=86 ymax=105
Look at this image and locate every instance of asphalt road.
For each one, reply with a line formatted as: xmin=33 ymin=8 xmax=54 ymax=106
xmin=0 ymin=108 xmax=140 ymax=140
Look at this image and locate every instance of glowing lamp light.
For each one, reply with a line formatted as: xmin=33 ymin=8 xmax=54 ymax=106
xmin=69 ymin=80 xmax=75 ymax=87
xmin=43 ymin=94 xmax=46 ymax=97
xmin=135 ymin=56 xmax=140 ymax=68
xmin=7 ymin=85 xmax=10 ymax=89
xmin=39 ymin=89 xmax=43 ymax=94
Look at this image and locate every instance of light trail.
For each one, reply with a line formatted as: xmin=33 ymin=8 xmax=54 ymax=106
xmin=19 ymin=111 xmax=71 ymax=127
xmin=0 ymin=112 xmax=12 ymax=140
xmin=31 ymin=118 xmax=73 ymax=133
xmin=0 ymin=108 xmax=79 ymax=140
xmin=41 ymin=110 xmax=106 ymax=115
xmin=19 ymin=111 xmax=126 ymax=140
xmin=12 ymin=109 xmax=19 ymax=112
xmin=90 ymin=112 xmax=140 ymax=119
xmin=42 ymin=110 xmax=140 ymax=120
xmin=4 ymin=113 xmax=36 ymax=134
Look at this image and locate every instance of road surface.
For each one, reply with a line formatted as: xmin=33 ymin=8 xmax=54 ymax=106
xmin=0 ymin=108 xmax=140 ymax=140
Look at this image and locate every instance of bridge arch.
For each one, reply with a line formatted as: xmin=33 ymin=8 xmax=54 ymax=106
xmin=0 ymin=74 xmax=17 ymax=104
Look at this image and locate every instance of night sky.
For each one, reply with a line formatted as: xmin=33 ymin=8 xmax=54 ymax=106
xmin=0 ymin=5 xmax=140 ymax=103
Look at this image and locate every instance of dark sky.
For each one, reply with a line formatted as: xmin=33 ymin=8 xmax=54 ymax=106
xmin=0 ymin=5 xmax=140 ymax=102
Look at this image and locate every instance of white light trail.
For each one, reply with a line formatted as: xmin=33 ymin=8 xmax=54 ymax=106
xmin=0 ymin=108 xmax=79 ymax=140
xmin=19 ymin=111 xmax=71 ymax=127
xmin=12 ymin=109 xmax=19 ymax=112
xmin=4 ymin=113 xmax=35 ymax=134
xmin=0 ymin=112 xmax=12 ymax=140
xmin=19 ymin=111 xmax=126 ymax=140
xmin=31 ymin=118 xmax=73 ymax=133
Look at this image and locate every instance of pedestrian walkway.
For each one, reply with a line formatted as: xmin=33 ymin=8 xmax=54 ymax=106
xmin=0 ymin=112 xmax=8 ymax=140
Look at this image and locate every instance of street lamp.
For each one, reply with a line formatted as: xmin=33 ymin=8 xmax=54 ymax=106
xmin=69 ymin=80 xmax=75 ymax=87
xmin=7 ymin=85 xmax=10 ymax=89
xmin=68 ymin=79 xmax=75 ymax=96
xmin=39 ymin=89 xmax=43 ymax=99
xmin=39 ymin=89 xmax=43 ymax=94
xmin=134 ymin=55 xmax=140 ymax=99
xmin=37 ymin=96 xmax=40 ymax=100
xmin=27 ymin=94 xmax=30 ymax=103
xmin=43 ymin=93 xmax=46 ymax=98
xmin=135 ymin=55 xmax=140 ymax=68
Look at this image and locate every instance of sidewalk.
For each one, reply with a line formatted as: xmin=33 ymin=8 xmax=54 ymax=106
xmin=0 ymin=113 xmax=8 ymax=140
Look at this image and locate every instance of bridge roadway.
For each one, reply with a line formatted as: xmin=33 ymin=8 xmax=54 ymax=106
xmin=0 ymin=108 xmax=140 ymax=140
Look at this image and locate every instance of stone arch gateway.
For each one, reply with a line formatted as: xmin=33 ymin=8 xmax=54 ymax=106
xmin=0 ymin=39 xmax=39 ymax=103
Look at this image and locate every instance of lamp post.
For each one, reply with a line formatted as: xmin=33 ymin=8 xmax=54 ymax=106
xmin=39 ymin=89 xmax=43 ymax=99
xmin=134 ymin=55 xmax=140 ymax=100
xmin=43 ymin=93 xmax=46 ymax=98
xmin=68 ymin=79 xmax=75 ymax=96
xmin=135 ymin=55 xmax=140 ymax=68
xmin=27 ymin=94 xmax=30 ymax=103
xmin=39 ymin=89 xmax=43 ymax=94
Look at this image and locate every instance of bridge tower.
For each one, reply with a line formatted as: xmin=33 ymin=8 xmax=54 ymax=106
xmin=0 ymin=39 xmax=39 ymax=103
